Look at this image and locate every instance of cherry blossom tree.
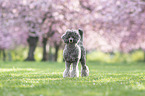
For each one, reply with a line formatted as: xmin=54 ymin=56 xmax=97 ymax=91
xmin=79 ymin=0 xmax=145 ymax=56
xmin=0 ymin=0 xmax=29 ymax=60
xmin=1 ymin=0 xmax=145 ymax=61
xmin=1 ymin=0 xmax=66 ymax=61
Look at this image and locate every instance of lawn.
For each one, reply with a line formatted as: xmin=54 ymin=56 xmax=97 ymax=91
xmin=0 ymin=61 xmax=145 ymax=96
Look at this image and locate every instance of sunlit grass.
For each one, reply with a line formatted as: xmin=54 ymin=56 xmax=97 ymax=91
xmin=0 ymin=61 xmax=145 ymax=96
xmin=0 ymin=68 xmax=35 ymax=72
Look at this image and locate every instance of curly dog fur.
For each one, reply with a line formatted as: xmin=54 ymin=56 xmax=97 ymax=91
xmin=61 ymin=29 xmax=89 ymax=77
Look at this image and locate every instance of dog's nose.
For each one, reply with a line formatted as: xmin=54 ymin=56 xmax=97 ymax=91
xmin=69 ymin=37 xmax=73 ymax=43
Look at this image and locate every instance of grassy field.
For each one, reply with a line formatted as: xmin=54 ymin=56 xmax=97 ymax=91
xmin=0 ymin=61 xmax=145 ymax=96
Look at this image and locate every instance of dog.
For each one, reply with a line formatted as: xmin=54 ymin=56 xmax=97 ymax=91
xmin=61 ymin=29 xmax=89 ymax=77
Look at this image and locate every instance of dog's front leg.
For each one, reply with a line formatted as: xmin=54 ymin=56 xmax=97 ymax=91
xmin=63 ymin=61 xmax=71 ymax=78
xmin=70 ymin=61 xmax=79 ymax=77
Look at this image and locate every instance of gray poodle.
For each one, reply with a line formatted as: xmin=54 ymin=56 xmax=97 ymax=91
xmin=61 ymin=29 xmax=89 ymax=77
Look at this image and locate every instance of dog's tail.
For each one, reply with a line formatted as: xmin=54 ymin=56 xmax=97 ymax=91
xmin=78 ymin=29 xmax=84 ymax=42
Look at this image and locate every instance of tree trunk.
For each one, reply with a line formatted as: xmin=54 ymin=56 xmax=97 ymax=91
xmin=48 ymin=46 xmax=54 ymax=61
xmin=42 ymin=38 xmax=48 ymax=61
xmin=8 ymin=51 xmax=12 ymax=61
xmin=25 ymin=36 xmax=38 ymax=61
xmin=54 ymin=45 xmax=60 ymax=62
xmin=3 ymin=50 xmax=6 ymax=61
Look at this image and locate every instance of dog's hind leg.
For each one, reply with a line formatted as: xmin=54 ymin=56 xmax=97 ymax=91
xmin=70 ymin=61 xmax=79 ymax=77
xmin=63 ymin=62 xmax=71 ymax=78
xmin=80 ymin=56 xmax=89 ymax=77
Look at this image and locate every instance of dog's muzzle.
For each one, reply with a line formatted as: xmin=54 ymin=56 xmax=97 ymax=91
xmin=69 ymin=37 xmax=73 ymax=43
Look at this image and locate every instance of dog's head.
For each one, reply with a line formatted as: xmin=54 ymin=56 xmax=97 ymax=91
xmin=61 ymin=30 xmax=80 ymax=44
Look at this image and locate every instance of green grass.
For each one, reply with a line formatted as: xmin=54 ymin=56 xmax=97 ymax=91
xmin=0 ymin=61 xmax=145 ymax=96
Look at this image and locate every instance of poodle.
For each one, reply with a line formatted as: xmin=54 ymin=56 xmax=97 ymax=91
xmin=61 ymin=29 xmax=89 ymax=77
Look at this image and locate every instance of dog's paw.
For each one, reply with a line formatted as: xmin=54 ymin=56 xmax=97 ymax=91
xmin=70 ymin=69 xmax=79 ymax=77
xmin=63 ymin=69 xmax=70 ymax=78
xmin=81 ymin=66 xmax=89 ymax=77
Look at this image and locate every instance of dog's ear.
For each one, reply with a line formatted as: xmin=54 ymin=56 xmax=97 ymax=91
xmin=61 ymin=33 xmax=66 ymax=40
xmin=61 ymin=32 xmax=69 ymax=43
xmin=61 ymin=30 xmax=70 ymax=39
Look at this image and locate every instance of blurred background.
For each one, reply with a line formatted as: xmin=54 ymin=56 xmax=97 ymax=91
xmin=0 ymin=0 xmax=145 ymax=63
